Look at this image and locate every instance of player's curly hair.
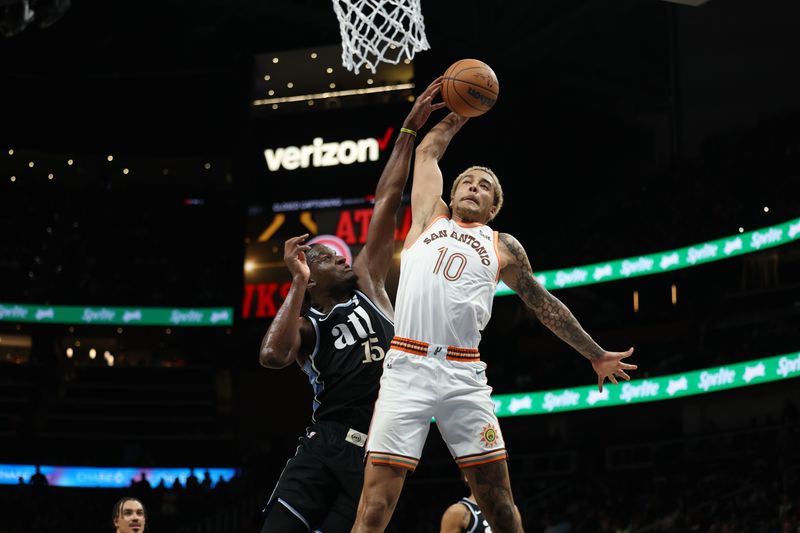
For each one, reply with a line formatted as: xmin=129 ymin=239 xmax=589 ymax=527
xmin=449 ymin=165 xmax=504 ymax=222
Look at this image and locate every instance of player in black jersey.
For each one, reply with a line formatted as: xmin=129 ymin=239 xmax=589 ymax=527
xmin=440 ymin=473 xmax=520 ymax=533
xmin=258 ymin=78 xmax=446 ymax=533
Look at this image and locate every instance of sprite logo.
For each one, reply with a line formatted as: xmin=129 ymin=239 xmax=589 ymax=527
xmin=555 ymin=269 xmax=588 ymax=287
xmin=750 ymin=228 xmax=783 ymax=249
xmin=777 ymin=354 xmax=800 ymax=378
xmin=687 ymin=243 xmax=718 ymax=264
xmin=621 ymin=257 xmax=654 ymax=277
xmin=789 ymin=221 xmax=800 ymax=239
xmin=698 ymin=368 xmax=736 ymax=391
xmin=0 ymin=305 xmax=28 ymax=320
xmin=81 ymin=308 xmax=116 ymax=323
xmin=620 ymin=380 xmax=660 ymax=402
xmin=542 ymin=390 xmax=580 ymax=412
xmin=170 ymin=310 xmax=204 ymax=324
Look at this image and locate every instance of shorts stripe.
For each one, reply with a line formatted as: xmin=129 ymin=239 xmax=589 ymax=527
xmin=390 ymin=336 xmax=481 ymax=361
xmin=456 ymin=449 xmax=508 ymax=468
xmin=368 ymin=451 xmax=420 ymax=471
xmin=276 ymin=498 xmax=311 ymax=529
xmin=390 ymin=337 xmax=428 ymax=355
xmin=445 ymin=346 xmax=480 ymax=361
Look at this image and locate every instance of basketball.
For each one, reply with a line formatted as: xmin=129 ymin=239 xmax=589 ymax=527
xmin=441 ymin=59 xmax=500 ymax=117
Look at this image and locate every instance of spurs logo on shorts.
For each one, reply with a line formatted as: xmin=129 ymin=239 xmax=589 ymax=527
xmin=480 ymin=424 xmax=499 ymax=448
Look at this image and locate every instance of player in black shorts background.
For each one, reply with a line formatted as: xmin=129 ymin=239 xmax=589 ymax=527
xmin=258 ymin=78 xmax=446 ymax=533
xmin=440 ymin=472 xmax=521 ymax=533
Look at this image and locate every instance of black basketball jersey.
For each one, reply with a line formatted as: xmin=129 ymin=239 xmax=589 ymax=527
xmin=301 ymin=289 xmax=394 ymax=433
xmin=460 ymin=498 xmax=490 ymax=533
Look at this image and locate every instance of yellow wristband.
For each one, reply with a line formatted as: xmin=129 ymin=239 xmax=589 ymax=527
xmin=400 ymin=127 xmax=417 ymax=137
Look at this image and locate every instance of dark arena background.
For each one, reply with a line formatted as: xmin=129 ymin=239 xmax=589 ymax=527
xmin=2 ymin=0 xmax=800 ymax=531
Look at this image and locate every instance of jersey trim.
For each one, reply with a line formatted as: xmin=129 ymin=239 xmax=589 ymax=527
xmin=459 ymin=498 xmax=481 ymax=533
xmin=451 ymin=218 xmax=483 ymax=228
xmin=306 ymin=294 xmax=357 ymax=321
xmin=304 ymin=316 xmax=324 ymax=423
xmin=354 ymin=289 xmax=394 ymax=326
xmin=493 ymin=231 xmax=503 ymax=282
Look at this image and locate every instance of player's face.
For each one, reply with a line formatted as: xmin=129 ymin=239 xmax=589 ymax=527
xmin=115 ymin=500 xmax=145 ymax=533
xmin=308 ymin=245 xmax=357 ymax=290
xmin=452 ymin=171 xmax=497 ymax=223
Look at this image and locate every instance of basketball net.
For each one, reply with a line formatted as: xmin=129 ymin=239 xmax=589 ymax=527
xmin=331 ymin=0 xmax=430 ymax=74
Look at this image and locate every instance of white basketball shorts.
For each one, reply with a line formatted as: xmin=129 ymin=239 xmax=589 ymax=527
xmin=365 ymin=341 xmax=507 ymax=471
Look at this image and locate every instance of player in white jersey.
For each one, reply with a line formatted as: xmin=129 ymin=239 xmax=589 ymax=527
xmin=351 ymin=111 xmax=637 ymax=533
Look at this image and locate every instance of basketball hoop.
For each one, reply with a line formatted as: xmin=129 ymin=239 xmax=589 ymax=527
xmin=331 ymin=0 xmax=430 ymax=75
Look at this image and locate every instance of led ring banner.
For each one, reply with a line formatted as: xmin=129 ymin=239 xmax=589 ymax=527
xmin=496 ymin=217 xmax=800 ymax=295
xmin=492 ymin=351 xmax=800 ymax=418
xmin=0 ymin=305 xmax=233 ymax=326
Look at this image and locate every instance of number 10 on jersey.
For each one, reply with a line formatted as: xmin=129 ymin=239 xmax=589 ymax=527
xmin=433 ymin=247 xmax=467 ymax=281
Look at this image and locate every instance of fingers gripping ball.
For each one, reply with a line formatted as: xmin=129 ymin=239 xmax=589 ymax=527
xmin=441 ymin=59 xmax=499 ymax=117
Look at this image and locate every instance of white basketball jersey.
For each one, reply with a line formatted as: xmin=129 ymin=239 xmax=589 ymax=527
xmin=394 ymin=216 xmax=502 ymax=348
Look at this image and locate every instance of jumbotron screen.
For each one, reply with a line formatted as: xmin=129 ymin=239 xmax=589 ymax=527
xmin=242 ymin=195 xmax=410 ymax=320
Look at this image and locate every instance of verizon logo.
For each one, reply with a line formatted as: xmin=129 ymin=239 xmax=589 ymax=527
xmin=263 ymin=128 xmax=393 ymax=172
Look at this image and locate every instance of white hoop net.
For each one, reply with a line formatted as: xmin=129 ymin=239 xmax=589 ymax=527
xmin=331 ymin=0 xmax=430 ymax=75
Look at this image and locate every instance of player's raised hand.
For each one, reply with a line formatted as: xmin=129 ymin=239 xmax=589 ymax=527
xmin=284 ymin=234 xmax=311 ymax=283
xmin=591 ymin=347 xmax=637 ymax=392
xmin=403 ymin=76 xmax=447 ymax=133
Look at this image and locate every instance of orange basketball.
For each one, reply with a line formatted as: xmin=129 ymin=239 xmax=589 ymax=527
xmin=441 ymin=59 xmax=499 ymax=117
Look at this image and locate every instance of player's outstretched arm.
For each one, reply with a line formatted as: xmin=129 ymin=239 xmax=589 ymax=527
xmin=259 ymin=234 xmax=315 ymax=369
xmin=354 ymin=78 xmax=446 ymax=308
xmin=405 ymin=112 xmax=469 ymax=246
xmin=497 ymin=232 xmax=637 ymax=391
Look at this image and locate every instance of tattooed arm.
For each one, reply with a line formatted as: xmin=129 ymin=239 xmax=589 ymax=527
xmin=497 ymin=232 xmax=637 ymax=391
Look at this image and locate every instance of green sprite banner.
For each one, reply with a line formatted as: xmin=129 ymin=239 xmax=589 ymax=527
xmin=0 ymin=304 xmax=233 ymax=327
xmin=496 ymin=217 xmax=800 ymax=295
xmin=492 ymin=351 xmax=800 ymax=417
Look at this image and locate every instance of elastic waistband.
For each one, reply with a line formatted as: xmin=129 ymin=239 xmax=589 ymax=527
xmin=309 ymin=420 xmax=369 ymax=440
xmin=390 ymin=336 xmax=480 ymax=362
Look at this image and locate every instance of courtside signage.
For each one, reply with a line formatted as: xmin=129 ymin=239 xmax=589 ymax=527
xmin=263 ymin=127 xmax=395 ymax=171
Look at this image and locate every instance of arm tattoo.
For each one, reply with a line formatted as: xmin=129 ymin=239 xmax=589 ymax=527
xmin=500 ymin=233 xmax=603 ymax=360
